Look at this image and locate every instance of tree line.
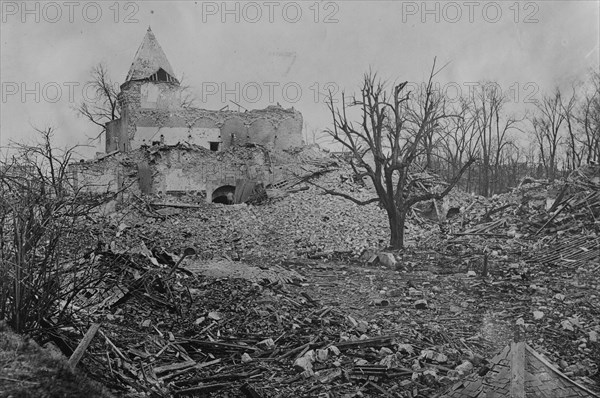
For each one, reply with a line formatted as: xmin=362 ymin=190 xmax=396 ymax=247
xmin=414 ymin=69 xmax=599 ymax=197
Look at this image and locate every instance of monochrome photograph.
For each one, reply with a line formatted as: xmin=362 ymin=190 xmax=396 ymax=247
xmin=1 ymin=1 xmax=599 ymax=396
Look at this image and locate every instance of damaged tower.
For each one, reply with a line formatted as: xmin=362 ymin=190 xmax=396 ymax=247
xmin=72 ymin=27 xmax=320 ymax=203
xmin=105 ymin=27 xmax=304 ymax=153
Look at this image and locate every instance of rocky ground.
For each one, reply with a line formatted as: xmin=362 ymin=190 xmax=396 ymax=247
xmin=1 ymin=164 xmax=599 ymax=397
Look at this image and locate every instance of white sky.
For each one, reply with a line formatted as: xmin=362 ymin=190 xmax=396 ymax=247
xmin=1 ymin=1 xmax=599 ymax=158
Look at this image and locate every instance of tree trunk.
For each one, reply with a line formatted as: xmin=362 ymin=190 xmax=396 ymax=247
xmin=388 ymin=208 xmax=405 ymax=250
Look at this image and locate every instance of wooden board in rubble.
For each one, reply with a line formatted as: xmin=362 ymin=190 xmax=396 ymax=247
xmin=440 ymin=342 xmax=599 ymax=398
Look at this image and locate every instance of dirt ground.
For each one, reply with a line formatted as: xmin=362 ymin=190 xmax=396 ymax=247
xmin=1 ymin=165 xmax=599 ymax=397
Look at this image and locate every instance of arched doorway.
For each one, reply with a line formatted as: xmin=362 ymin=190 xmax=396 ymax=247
xmin=211 ymin=185 xmax=236 ymax=204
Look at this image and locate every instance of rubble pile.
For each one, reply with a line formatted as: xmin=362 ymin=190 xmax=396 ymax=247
xmin=436 ymin=164 xmax=599 ymax=254
xmin=36 ymin=224 xmax=600 ymax=397
xmin=110 ymin=165 xmax=431 ymax=265
xmin=46 ymin=249 xmax=530 ymax=398
xmin=4 ymin=160 xmax=599 ymax=397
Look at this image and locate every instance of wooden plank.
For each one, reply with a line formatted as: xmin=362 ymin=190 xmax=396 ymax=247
xmin=150 ymin=202 xmax=204 ymax=209
xmin=68 ymin=323 xmax=101 ymax=369
xmin=160 ymin=359 xmax=221 ymax=382
xmin=153 ymin=360 xmax=196 ymax=374
xmin=138 ymin=161 xmax=152 ymax=194
xmin=174 ymin=383 xmax=229 ymax=396
xmin=99 ymin=329 xmax=127 ymax=361
xmin=234 ymin=179 xmax=256 ymax=204
xmin=509 ymin=341 xmax=525 ymax=398
xmin=526 ymin=344 xmax=600 ymax=398
xmin=335 ymin=335 xmax=394 ymax=349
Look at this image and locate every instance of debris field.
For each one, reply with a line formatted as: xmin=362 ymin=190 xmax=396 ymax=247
xmin=4 ymin=164 xmax=600 ymax=398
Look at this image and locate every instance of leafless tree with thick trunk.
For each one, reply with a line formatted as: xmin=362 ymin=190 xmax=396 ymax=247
xmin=319 ymin=61 xmax=475 ymax=249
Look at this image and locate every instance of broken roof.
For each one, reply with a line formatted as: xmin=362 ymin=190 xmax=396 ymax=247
xmin=125 ymin=27 xmax=178 ymax=83
xmin=440 ymin=342 xmax=599 ymax=398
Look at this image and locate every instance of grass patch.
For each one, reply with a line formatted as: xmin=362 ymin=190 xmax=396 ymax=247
xmin=0 ymin=321 xmax=113 ymax=398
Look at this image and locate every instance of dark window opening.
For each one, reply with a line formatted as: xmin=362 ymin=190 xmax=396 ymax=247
xmin=211 ymin=185 xmax=235 ymax=205
xmin=209 ymin=142 xmax=220 ymax=151
xmin=148 ymin=68 xmax=178 ymax=83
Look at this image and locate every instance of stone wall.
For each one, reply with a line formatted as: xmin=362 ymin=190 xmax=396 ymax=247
xmin=71 ymin=144 xmax=311 ymax=201
xmin=106 ymin=80 xmax=304 ymax=153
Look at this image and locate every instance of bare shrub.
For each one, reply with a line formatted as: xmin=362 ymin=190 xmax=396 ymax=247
xmin=0 ymin=128 xmax=112 ymax=334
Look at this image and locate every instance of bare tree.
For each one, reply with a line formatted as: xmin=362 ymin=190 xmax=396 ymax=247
xmin=577 ymin=70 xmax=600 ymax=164
xmin=320 ymin=62 xmax=475 ymax=249
xmin=408 ymin=83 xmax=446 ymax=170
xmin=303 ymin=122 xmax=331 ymax=147
xmin=76 ymin=63 xmax=120 ymax=137
xmin=177 ymin=74 xmax=199 ymax=109
xmin=561 ymin=87 xmax=579 ymax=170
xmin=531 ymin=87 xmax=568 ymax=181
xmin=0 ymin=128 xmax=113 ymax=333
xmin=438 ymin=98 xmax=481 ymax=191
xmin=76 ymin=64 xmax=197 ymax=140
xmin=469 ymin=82 xmax=518 ymax=196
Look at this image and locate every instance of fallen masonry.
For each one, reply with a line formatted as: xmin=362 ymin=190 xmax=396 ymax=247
xmin=2 ymin=164 xmax=599 ymax=397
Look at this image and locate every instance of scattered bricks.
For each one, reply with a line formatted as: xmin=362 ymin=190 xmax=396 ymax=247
xmin=372 ymin=299 xmax=389 ymax=306
xmin=378 ymin=252 xmax=397 ymax=268
xmin=347 ymin=315 xmax=359 ymax=328
xmin=367 ymin=255 xmax=380 ymax=266
xmin=359 ymin=249 xmax=378 ymax=262
xmin=301 ymin=368 xmax=315 ymax=378
xmin=257 ymin=338 xmax=275 ymax=349
xmin=379 ymin=347 xmax=394 ymax=356
xmin=356 ymin=320 xmax=369 ymax=333
xmin=414 ymin=299 xmax=428 ymax=309
xmin=455 ymin=360 xmax=474 ymax=375
xmin=328 ymin=345 xmax=341 ymax=356
xmin=316 ymin=368 xmax=342 ymax=384
xmin=294 ymin=356 xmax=314 ymax=373
xmin=241 ymin=353 xmax=253 ymax=363
xmin=316 ymin=349 xmax=329 ymax=362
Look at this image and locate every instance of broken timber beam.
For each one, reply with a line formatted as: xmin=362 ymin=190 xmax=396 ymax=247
xmin=174 ymin=383 xmax=230 ymax=396
xmin=153 ymin=360 xmax=196 ymax=375
xmin=240 ymin=383 xmax=264 ymax=398
xmin=68 ymin=323 xmax=101 ymax=369
xmin=150 ymin=202 xmax=204 ymax=209
xmin=510 ymin=341 xmax=526 ymax=398
xmin=334 ymin=335 xmax=394 ymax=350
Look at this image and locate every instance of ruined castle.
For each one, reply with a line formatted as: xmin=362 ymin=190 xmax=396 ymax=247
xmin=73 ymin=28 xmax=315 ymax=204
xmin=105 ymin=27 xmax=303 ymax=153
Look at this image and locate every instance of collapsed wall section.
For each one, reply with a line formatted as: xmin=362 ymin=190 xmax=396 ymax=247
xmin=106 ymin=80 xmax=303 ymax=153
xmin=70 ymin=144 xmax=319 ymax=204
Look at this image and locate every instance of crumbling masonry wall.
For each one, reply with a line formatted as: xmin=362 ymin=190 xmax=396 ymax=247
xmin=106 ymin=80 xmax=304 ymax=153
xmin=72 ymin=145 xmax=306 ymax=200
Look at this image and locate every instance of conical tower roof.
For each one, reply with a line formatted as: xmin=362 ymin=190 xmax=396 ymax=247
xmin=125 ymin=27 xmax=178 ymax=83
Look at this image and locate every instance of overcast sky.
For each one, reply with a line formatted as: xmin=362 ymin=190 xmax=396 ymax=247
xmin=1 ymin=0 xmax=598 ymax=157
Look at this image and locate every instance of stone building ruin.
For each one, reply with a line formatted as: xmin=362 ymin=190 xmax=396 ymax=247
xmin=105 ymin=27 xmax=303 ymax=153
xmin=73 ymin=27 xmax=314 ymax=204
